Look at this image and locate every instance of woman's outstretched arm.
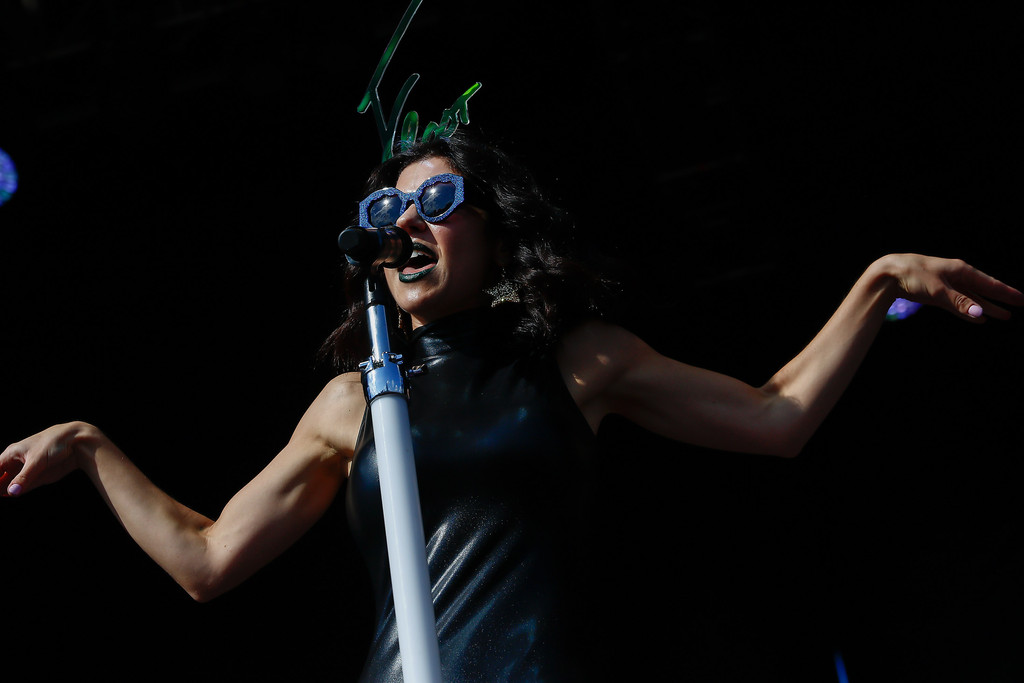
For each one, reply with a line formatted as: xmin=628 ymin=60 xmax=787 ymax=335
xmin=0 ymin=373 xmax=365 ymax=602
xmin=561 ymin=254 xmax=1023 ymax=456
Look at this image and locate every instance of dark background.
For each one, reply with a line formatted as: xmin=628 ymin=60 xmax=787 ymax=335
xmin=1 ymin=2 xmax=1021 ymax=681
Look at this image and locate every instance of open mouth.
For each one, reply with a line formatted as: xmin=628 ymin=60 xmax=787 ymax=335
xmin=398 ymin=243 xmax=438 ymax=282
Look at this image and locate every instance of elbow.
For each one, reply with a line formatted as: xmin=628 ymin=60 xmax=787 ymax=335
xmin=183 ymin=576 xmax=228 ymax=604
xmin=767 ymin=422 xmax=814 ymax=458
xmin=177 ymin=554 xmax=232 ymax=603
xmin=754 ymin=431 xmax=804 ymax=458
xmin=179 ymin=552 xmax=251 ymax=603
xmin=755 ymin=392 xmax=810 ymax=458
xmin=180 ymin=525 xmax=240 ymax=603
xmin=186 ymin=585 xmax=215 ymax=604
xmin=180 ymin=576 xmax=216 ymax=603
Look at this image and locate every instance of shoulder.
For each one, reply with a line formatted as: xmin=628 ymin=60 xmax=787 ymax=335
xmin=557 ymin=319 xmax=654 ymax=381
xmin=306 ymin=372 xmax=364 ymax=423
xmin=320 ymin=371 xmax=365 ymax=404
xmin=555 ymin=319 xmax=654 ymax=430
xmin=559 ymin=318 xmax=648 ymax=355
xmin=317 ymin=371 xmax=366 ymax=425
xmin=292 ymin=372 xmax=366 ymax=460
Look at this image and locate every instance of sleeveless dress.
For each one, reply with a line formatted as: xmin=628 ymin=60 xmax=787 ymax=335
xmin=346 ymin=307 xmax=599 ymax=682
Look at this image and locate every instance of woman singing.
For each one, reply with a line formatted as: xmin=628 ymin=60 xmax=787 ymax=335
xmin=3 ymin=133 xmax=1021 ymax=681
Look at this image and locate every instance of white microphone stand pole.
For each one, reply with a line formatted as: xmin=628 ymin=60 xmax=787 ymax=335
xmin=360 ymin=271 xmax=442 ymax=683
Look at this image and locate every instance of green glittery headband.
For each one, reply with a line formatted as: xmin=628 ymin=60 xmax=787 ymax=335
xmin=358 ymin=0 xmax=481 ymax=162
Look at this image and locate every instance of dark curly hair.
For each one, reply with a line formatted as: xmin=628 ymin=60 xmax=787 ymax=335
xmin=319 ymin=132 xmax=613 ymax=372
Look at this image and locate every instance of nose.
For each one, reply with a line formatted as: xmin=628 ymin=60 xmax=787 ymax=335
xmin=394 ymin=202 xmax=425 ymax=233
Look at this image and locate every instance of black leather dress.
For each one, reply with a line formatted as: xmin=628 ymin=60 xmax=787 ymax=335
xmin=346 ymin=307 xmax=599 ymax=682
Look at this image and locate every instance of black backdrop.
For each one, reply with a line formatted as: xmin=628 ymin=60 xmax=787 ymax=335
xmin=2 ymin=3 xmax=1021 ymax=681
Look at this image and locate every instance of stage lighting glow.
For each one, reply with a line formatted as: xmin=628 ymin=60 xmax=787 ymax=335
xmin=834 ymin=650 xmax=850 ymax=683
xmin=0 ymin=148 xmax=17 ymax=207
xmin=886 ymin=297 xmax=921 ymax=321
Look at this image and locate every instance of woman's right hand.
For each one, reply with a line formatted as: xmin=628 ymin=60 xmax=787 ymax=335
xmin=1 ymin=421 xmax=100 ymax=497
xmin=2 ymin=374 xmax=364 ymax=601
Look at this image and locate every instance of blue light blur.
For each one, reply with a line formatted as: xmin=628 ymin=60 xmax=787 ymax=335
xmin=0 ymin=147 xmax=18 ymax=206
xmin=834 ymin=650 xmax=850 ymax=683
xmin=886 ymin=297 xmax=921 ymax=321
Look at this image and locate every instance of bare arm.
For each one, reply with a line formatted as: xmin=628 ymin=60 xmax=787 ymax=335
xmin=561 ymin=254 xmax=1023 ymax=457
xmin=1 ymin=373 xmax=366 ymax=601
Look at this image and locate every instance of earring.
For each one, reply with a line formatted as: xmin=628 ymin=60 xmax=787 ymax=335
xmin=484 ymin=269 xmax=520 ymax=307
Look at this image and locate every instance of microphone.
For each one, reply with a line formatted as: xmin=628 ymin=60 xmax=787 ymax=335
xmin=338 ymin=226 xmax=412 ymax=270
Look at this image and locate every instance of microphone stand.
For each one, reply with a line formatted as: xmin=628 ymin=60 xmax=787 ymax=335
xmin=359 ymin=269 xmax=443 ymax=683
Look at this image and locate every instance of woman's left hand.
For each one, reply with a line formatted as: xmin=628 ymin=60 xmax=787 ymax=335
xmin=876 ymin=253 xmax=1024 ymax=322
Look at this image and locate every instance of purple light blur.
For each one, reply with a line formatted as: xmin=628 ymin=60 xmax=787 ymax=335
xmin=886 ymin=297 xmax=921 ymax=321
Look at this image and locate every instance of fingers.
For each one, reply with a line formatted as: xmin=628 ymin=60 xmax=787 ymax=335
xmin=1 ymin=425 xmax=81 ymax=497
xmin=967 ymin=296 xmax=1012 ymax=322
xmin=939 ymin=285 xmax=987 ymax=322
xmin=0 ymin=441 xmax=29 ymax=497
xmin=964 ymin=264 xmax=1024 ymax=306
xmin=2 ymin=441 xmax=43 ymax=497
xmin=0 ymin=469 xmax=14 ymax=496
xmin=950 ymin=262 xmax=1023 ymax=322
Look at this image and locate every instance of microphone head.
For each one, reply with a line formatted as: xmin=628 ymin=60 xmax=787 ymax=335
xmin=378 ymin=227 xmax=412 ymax=268
xmin=338 ymin=227 xmax=377 ymax=267
xmin=337 ymin=226 xmax=412 ymax=270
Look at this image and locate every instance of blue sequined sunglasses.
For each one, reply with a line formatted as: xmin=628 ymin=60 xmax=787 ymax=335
xmin=358 ymin=173 xmax=466 ymax=228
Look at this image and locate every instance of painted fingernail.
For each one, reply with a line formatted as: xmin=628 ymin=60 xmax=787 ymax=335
xmin=7 ymin=483 xmax=22 ymax=497
xmin=968 ymin=304 xmax=984 ymax=318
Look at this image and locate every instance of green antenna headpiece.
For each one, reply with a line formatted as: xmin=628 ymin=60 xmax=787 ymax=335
xmin=358 ymin=0 xmax=482 ymax=162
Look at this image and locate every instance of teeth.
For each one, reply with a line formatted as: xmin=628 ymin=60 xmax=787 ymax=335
xmin=411 ymin=244 xmax=436 ymax=259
